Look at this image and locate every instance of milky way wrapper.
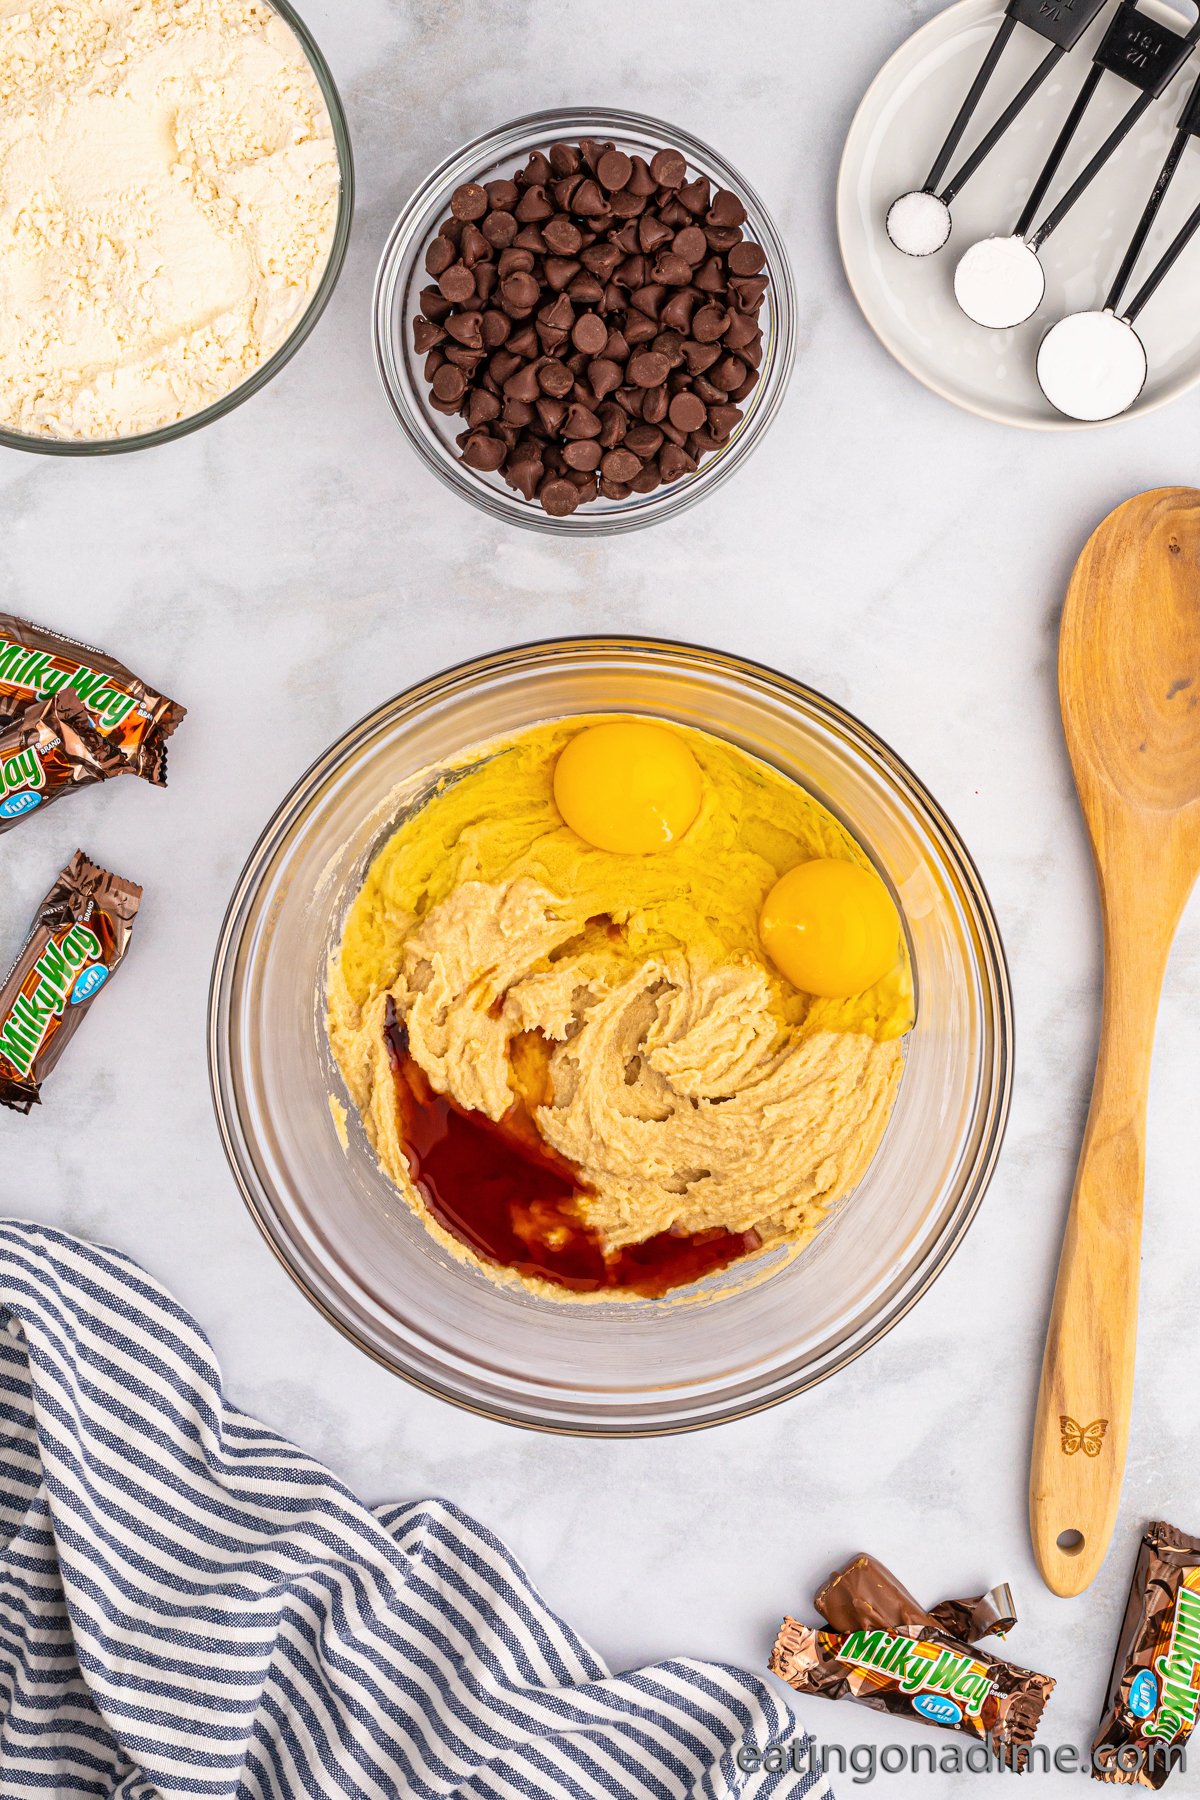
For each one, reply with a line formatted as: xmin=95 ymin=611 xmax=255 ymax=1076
xmin=0 ymin=852 xmax=142 ymax=1114
xmin=0 ymin=693 xmax=129 ymax=831
xmin=1092 ymin=1522 xmax=1200 ymax=1788
xmin=0 ymin=613 xmax=186 ymax=786
xmin=771 ymin=1620 xmax=1053 ymax=1770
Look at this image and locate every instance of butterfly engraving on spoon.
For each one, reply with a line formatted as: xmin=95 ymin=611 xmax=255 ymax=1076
xmin=1060 ymin=1416 xmax=1109 ymax=1458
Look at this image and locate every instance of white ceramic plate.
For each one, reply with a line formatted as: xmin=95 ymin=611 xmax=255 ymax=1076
xmin=838 ymin=0 xmax=1200 ymax=429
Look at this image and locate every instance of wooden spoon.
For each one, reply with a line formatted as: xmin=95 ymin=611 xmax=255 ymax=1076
xmin=1030 ymin=487 xmax=1200 ymax=1597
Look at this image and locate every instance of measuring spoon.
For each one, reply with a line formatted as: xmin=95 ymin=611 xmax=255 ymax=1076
xmin=955 ymin=1 xmax=1199 ymax=327
xmin=887 ymin=0 xmax=1110 ymax=258
xmin=1037 ymin=67 xmax=1200 ymax=418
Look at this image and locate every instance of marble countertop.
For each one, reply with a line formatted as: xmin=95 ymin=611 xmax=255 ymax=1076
xmin=4 ymin=1 xmax=1199 ymax=1791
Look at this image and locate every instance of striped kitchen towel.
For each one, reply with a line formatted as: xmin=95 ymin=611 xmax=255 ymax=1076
xmin=0 ymin=1221 xmax=829 ymax=1800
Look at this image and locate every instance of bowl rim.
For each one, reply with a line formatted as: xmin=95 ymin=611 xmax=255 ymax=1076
xmin=371 ymin=105 xmax=798 ymax=535
xmin=0 ymin=0 xmax=355 ymax=458
xmin=208 ymin=633 xmax=1014 ymax=1435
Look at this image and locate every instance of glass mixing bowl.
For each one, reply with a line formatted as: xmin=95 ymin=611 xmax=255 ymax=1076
xmin=373 ymin=108 xmax=796 ymax=534
xmin=0 ymin=0 xmax=354 ymax=459
xmin=209 ymin=639 xmax=1012 ymax=1435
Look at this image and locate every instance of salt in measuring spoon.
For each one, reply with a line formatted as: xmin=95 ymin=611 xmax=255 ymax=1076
xmin=887 ymin=0 xmax=1110 ymax=258
xmin=1037 ymin=67 xmax=1200 ymax=418
xmin=954 ymin=0 xmax=1200 ymax=328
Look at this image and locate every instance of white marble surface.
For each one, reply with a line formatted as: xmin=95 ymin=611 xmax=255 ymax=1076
xmin=3 ymin=1 xmax=1199 ymax=1791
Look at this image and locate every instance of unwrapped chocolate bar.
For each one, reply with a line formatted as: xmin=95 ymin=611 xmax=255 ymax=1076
xmin=1092 ymin=1521 xmax=1200 ymax=1788
xmin=0 ymin=613 xmax=185 ymax=786
xmin=0 ymin=851 xmax=142 ymax=1113
xmin=771 ymin=1553 xmax=1052 ymax=1770
xmin=0 ymin=693 xmax=128 ymax=832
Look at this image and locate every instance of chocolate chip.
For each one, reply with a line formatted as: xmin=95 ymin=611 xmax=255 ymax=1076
xmin=628 ymin=350 xmax=669 ymax=387
xmin=431 ymin=364 xmax=468 ymax=404
xmin=425 ymin=236 xmax=456 ymax=277
xmin=462 ymin=431 xmax=507 ymax=471
xmin=563 ymin=438 xmax=603 ymax=471
xmin=438 ymin=264 xmax=477 ymax=304
xmin=571 ymin=312 xmax=608 ymax=355
xmin=627 ymin=155 xmax=657 ymax=196
xmin=539 ymin=477 xmax=580 ymax=516
xmin=482 ymin=211 xmax=518 ymax=248
xmin=641 ymin=384 xmax=668 ymax=424
xmin=707 ymin=188 xmax=747 ymax=228
xmin=650 ymin=148 xmax=686 ymax=188
xmin=542 ymin=216 xmax=584 ymax=255
xmin=412 ymin=317 xmax=444 ymax=354
xmin=451 ymin=182 xmax=488 ymax=221
xmin=445 ymin=312 xmax=483 ymax=348
xmin=691 ymin=304 xmax=730 ymax=343
xmin=573 ymin=178 xmax=609 ymax=217
xmin=601 ymin=448 xmax=642 ymax=482
xmin=727 ymin=241 xmax=766 ymax=276
xmin=549 ymin=142 xmax=581 ymax=176
xmin=671 ymin=226 xmax=708 ymax=266
xmin=677 ymin=178 xmax=711 ymax=215
xmin=710 ymin=354 xmax=747 ymax=391
xmin=623 ymin=423 xmax=664 ymax=458
xmin=596 ymin=149 xmax=632 ymax=192
xmin=631 ymin=459 xmax=663 ymax=493
xmin=500 ymin=272 xmax=540 ymax=312
xmin=668 ymin=391 xmax=707 ymax=433
xmin=562 ymin=402 xmax=601 ymax=439
xmin=515 ymin=184 xmax=554 ymax=223
xmin=660 ymin=443 xmax=698 ymax=482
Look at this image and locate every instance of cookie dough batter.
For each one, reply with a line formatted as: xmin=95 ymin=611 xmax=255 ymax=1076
xmin=329 ymin=718 xmax=915 ymax=1299
xmin=0 ymin=0 xmax=340 ymax=440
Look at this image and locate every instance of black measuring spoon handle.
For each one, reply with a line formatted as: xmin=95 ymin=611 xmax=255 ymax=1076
xmin=1016 ymin=61 xmax=1105 ymax=240
xmin=1105 ymin=127 xmax=1190 ymax=312
xmin=1125 ymin=191 xmax=1200 ymax=323
xmin=925 ymin=13 xmax=1020 ymax=193
xmin=1029 ymin=86 xmax=1156 ymax=249
xmin=941 ymin=43 xmax=1066 ymax=205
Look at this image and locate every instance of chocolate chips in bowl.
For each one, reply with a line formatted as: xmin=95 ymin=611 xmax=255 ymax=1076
xmin=374 ymin=109 xmax=796 ymax=533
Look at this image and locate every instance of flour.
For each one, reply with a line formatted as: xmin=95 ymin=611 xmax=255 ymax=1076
xmin=0 ymin=0 xmax=340 ymax=440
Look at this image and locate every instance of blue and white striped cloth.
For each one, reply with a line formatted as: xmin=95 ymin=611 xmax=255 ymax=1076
xmin=0 ymin=1221 xmax=829 ymax=1800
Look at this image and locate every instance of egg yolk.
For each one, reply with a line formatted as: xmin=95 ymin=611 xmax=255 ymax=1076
xmin=553 ymin=721 xmax=704 ymax=855
xmin=760 ymin=858 xmax=901 ymax=999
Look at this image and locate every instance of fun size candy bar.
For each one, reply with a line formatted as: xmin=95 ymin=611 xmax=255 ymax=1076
xmin=1093 ymin=1521 xmax=1200 ymax=1788
xmin=771 ymin=1553 xmax=1052 ymax=1770
xmin=0 ymin=613 xmax=185 ymax=786
xmin=0 ymin=693 xmax=128 ymax=832
xmin=0 ymin=851 xmax=142 ymax=1113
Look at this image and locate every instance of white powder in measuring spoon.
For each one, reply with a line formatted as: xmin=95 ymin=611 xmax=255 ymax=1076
xmin=886 ymin=190 xmax=952 ymax=257
xmin=954 ymin=235 xmax=1046 ymax=328
xmin=1036 ymin=310 xmax=1149 ymax=421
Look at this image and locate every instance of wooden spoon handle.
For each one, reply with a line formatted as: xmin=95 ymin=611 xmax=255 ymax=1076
xmin=1030 ymin=914 xmax=1166 ymax=1596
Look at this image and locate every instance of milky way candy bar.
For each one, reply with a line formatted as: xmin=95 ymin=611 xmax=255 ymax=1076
xmin=773 ymin=1552 xmax=1051 ymax=1769
xmin=1093 ymin=1521 xmax=1200 ymax=1788
xmin=0 ymin=851 xmax=142 ymax=1113
xmin=0 ymin=613 xmax=185 ymax=786
xmin=0 ymin=693 xmax=129 ymax=831
xmin=816 ymin=1552 xmax=1017 ymax=1644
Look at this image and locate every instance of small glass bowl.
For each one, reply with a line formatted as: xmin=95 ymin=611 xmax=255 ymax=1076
xmin=373 ymin=108 xmax=797 ymax=535
xmin=209 ymin=638 xmax=1012 ymax=1436
xmin=0 ymin=0 xmax=354 ymax=459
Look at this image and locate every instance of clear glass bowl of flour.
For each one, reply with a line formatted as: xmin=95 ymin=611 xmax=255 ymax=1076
xmin=209 ymin=638 xmax=1013 ymax=1437
xmin=0 ymin=0 xmax=353 ymax=458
